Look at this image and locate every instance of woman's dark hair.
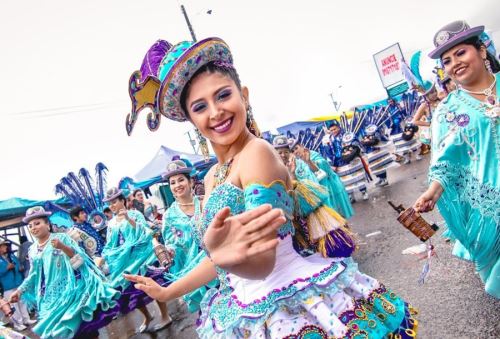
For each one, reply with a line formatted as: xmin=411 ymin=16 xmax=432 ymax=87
xmin=450 ymin=37 xmax=500 ymax=73
xmin=179 ymin=62 xmax=260 ymax=137
xmin=117 ymin=194 xmax=127 ymax=204
xmin=38 ymin=217 xmax=54 ymax=232
xmin=132 ymin=189 xmax=143 ymax=197
xmin=69 ymin=205 xmax=85 ymax=222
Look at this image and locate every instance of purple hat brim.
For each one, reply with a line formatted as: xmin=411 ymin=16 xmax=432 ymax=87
xmin=161 ymin=167 xmax=192 ymax=180
xmin=429 ymin=26 xmax=484 ymax=59
xmin=102 ymin=189 xmax=124 ymax=203
xmin=23 ymin=211 xmax=52 ymax=224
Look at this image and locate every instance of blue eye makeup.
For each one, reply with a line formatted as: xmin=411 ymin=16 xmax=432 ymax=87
xmin=216 ymin=88 xmax=232 ymax=101
xmin=191 ymin=102 xmax=207 ymax=113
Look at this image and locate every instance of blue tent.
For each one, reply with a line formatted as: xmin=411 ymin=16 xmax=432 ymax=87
xmin=0 ymin=197 xmax=67 ymax=220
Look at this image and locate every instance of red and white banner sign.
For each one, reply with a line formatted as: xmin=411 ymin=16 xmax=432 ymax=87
xmin=373 ymin=43 xmax=406 ymax=88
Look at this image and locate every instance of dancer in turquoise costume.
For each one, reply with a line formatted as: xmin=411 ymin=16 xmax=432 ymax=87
xmin=415 ymin=20 xmax=500 ymax=299
xmin=161 ymin=160 xmax=218 ymax=312
xmin=10 ymin=206 xmax=119 ymax=339
xmin=101 ymin=187 xmax=171 ymax=332
xmin=124 ymin=37 xmax=418 ymax=338
xmin=292 ymin=140 xmax=354 ymax=219
xmin=101 ymin=187 xmax=156 ymax=288
xmin=273 ymin=135 xmax=319 ymax=183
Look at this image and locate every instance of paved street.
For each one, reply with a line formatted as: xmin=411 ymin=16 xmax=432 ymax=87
xmin=101 ymin=155 xmax=499 ymax=339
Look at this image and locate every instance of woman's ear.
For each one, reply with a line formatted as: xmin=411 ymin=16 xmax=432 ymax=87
xmin=480 ymin=45 xmax=488 ymax=60
xmin=241 ymin=86 xmax=250 ymax=108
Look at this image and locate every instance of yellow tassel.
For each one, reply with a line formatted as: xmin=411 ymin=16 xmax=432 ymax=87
xmin=294 ymin=180 xmax=326 ymax=207
xmin=306 ymin=206 xmax=347 ymax=241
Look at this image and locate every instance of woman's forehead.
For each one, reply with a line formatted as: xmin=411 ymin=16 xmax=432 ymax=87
xmin=187 ymin=72 xmax=235 ymax=100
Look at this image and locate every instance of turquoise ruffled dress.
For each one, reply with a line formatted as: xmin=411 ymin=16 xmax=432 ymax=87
xmin=429 ymin=73 xmax=500 ymax=299
xmin=196 ymin=181 xmax=417 ymax=338
xmin=310 ymin=150 xmax=354 ymax=219
xmin=102 ymin=210 xmax=156 ymax=289
xmin=294 ymin=158 xmax=318 ymax=182
xmin=19 ymin=233 xmax=118 ymax=339
xmin=162 ymin=197 xmax=218 ymax=312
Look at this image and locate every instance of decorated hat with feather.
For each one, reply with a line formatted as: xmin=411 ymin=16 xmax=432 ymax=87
xmin=126 ymin=38 xmax=233 ymax=135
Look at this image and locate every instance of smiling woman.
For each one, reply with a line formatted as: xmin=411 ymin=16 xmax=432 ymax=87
xmin=159 ymin=159 xmax=219 ymax=313
xmin=124 ymin=37 xmax=418 ymax=338
xmin=414 ymin=20 xmax=500 ymax=299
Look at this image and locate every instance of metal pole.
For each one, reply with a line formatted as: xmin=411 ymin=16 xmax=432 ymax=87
xmin=181 ymin=4 xmax=197 ymax=42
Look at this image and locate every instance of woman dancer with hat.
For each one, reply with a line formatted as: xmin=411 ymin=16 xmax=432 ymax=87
xmin=100 ymin=187 xmax=171 ymax=332
xmin=10 ymin=206 xmax=119 ymax=338
xmin=160 ymin=160 xmax=218 ymax=313
xmin=125 ymin=37 xmax=417 ymax=338
xmin=414 ymin=20 xmax=500 ymax=299
xmin=272 ymin=135 xmax=319 ymax=182
xmin=291 ymin=140 xmax=354 ymax=219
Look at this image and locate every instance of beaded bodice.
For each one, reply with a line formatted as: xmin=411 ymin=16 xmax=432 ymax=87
xmin=195 ymin=181 xmax=295 ymax=243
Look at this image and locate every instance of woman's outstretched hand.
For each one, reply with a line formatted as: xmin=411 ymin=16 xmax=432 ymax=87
xmin=123 ymin=274 xmax=168 ymax=302
xmin=203 ymin=204 xmax=286 ymax=270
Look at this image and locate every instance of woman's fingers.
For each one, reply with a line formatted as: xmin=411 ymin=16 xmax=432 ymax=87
xmin=134 ymin=283 xmax=150 ymax=293
xmin=247 ymin=239 xmax=279 ymax=257
xmin=123 ymin=273 xmax=140 ymax=282
xmin=124 ymin=274 xmax=151 ymax=285
xmin=244 ymin=208 xmax=284 ymax=234
xmin=211 ymin=207 xmax=232 ymax=229
xmin=246 ymin=216 xmax=286 ymax=243
xmin=235 ymin=204 xmax=272 ymax=225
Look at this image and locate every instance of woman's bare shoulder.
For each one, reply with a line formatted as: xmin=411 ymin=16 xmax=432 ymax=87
xmin=239 ymin=138 xmax=288 ymax=186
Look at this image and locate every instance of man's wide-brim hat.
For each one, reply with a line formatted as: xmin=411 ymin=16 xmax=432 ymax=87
xmin=126 ymin=37 xmax=233 ymax=135
xmin=23 ymin=206 xmax=52 ymax=224
xmin=273 ymin=135 xmax=291 ymax=149
xmin=429 ymin=20 xmax=484 ymax=59
xmin=162 ymin=160 xmax=193 ymax=180
xmin=102 ymin=187 xmax=124 ymax=203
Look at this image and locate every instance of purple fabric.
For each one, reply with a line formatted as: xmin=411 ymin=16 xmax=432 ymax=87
xmin=74 ymin=268 xmax=170 ymax=337
xmin=139 ymin=40 xmax=172 ymax=82
xmin=116 ymin=267 xmax=170 ymax=315
xmin=74 ymin=304 xmax=121 ymax=338
xmin=322 ymin=229 xmax=356 ymax=258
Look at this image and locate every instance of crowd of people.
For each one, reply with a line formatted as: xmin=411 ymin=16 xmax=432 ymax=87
xmin=1 ymin=19 xmax=498 ymax=339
